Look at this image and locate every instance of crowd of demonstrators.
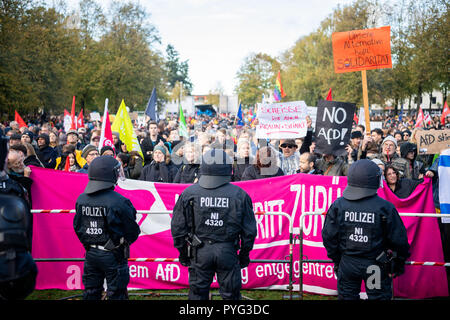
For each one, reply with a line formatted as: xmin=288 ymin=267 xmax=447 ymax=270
xmin=1 ymin=107 xmax=449 ymax=300
xmin=1 ymin=108 xmax=449 ymax=203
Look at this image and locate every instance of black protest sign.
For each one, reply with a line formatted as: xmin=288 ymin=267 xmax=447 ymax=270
xmin=314 ymin=100 xmax=356 ymax=157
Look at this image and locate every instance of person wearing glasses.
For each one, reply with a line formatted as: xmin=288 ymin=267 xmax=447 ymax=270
xmin=77 ymin=144 xmax=100 ymax=173
xmin=379 ymin=136 xmax=410 ymax=179
xmin=401 ymin=130 xmax=411 ymax=141
xmin=278 ymin=139 xmax=300 ymax=175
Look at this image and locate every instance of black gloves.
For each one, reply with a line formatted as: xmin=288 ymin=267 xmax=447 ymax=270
xmin=239 ymin=251 xmax=250 ymax=268
xmin=178 ymin=246 xmax=190 ymax=267
xmin=391 ymin=258 xmax=406 ymax=277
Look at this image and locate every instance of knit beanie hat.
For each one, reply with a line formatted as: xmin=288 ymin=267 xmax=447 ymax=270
xmin=381 ymin=135 xmax=398 ymax=148
xmin=82 ymin=144 xmax=98 ymax=159
xmin=100 ymin=145 xmax=116 ymax=156
xmin=153 ymin=145 xmax=167 ymax=156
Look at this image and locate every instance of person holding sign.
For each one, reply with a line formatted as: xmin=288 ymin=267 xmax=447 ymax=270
xmin=278 ymin=139 xmax=300 ymax=176
xmin=346 ymin=130 xmax=363 ymax=164
xmin=314 ymin=100 xmax=355 ymax=157
xmin=332 ymin=26 xmax=392 ymax=134
xmin=384 ymin=165 xmax=423 ymax=199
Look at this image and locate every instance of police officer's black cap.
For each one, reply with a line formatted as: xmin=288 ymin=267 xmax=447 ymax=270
xmin=198 ymin=148 xmax=232 ymax=189
xmin=85 ymin=156 xmax=119 ymax=194
xmin=343 ymin=159 xmax=381 ymax=201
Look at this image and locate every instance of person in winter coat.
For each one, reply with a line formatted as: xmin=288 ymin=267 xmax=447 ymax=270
xmin=400 ymin=142 xmax=425 ymax=180
xmin=116 ymin=151 xmax=143 ymax=180
xmin=384 ymin=165 xmax=422 ymax=198
xmin=100 ymin=145 xmax=116 ymax=157
xmin=277 ymin=139 xmax=300 ymax=176
xmin=139 ymin=145 xmax=178 ymax=183
xmin=112 ymin=132 xmax=127 ymax=154
xmin=77 ymin=144 xmax=99 ymax=174
xmin=22 ymin=142 xmax=44 ymax=168
xmin=173 ymin=142 xmax=200 ymax=184
xmin=297 ymin=152 xmax=323 ymax=175
xmin=35 ymin=133 xmax=58 ymax=169
xmin=241 ymin=146 xmax=284 ymax=180
xmin=232 ymin=139 xmax=253 ymax=182
xmin=378 ymin=136 xmax=410 ymax=178
xmin=21 ymin=131 xmax=37 ymax=149
xmin=56 ymin=144 xmax=83 ymax=172
xmin=140 ymin=121 xmax=169 ymax=166
xmin=55 ymin=143 xmax=87 ymax=169
xmin=6 ymin=146 xmax=33 ymax=206
xmin=316 ymin=153 xmax=348 ymax=176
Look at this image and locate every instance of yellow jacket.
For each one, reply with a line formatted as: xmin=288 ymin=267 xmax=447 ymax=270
xmin=55 ymin=149 xmax=86 ymax=169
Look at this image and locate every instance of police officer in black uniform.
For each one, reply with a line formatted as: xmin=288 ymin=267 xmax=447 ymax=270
xmin=322 ymin=159 xmax=410 ymax=300
xmin=73 ymin=156 xmax=140 ymax=300
xmin=0 ymin=133 xmax=37 ymax=300
xmin=171 ymin=148 xmax=257 ymax=300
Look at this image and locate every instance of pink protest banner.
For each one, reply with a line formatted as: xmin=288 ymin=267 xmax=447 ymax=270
xmin=30 ymin=166 xmax=448 ymax=298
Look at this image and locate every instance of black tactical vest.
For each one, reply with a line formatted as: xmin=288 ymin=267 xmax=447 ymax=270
xmin=74 ymin=204 xmax=110 ymax=246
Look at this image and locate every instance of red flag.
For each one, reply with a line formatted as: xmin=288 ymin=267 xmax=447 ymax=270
xmin=326 ymin=88 xmax=332 ymax=101
xmin=70 ymin=96 xmax=76 ymax=130
xmin=415 ymin=107 xmax=424 ymax=128
xmin=14 ymin=110 xmax=28 ymax=128
xmin=441 ymin=101 xmax=449 ymax=125
xmin=64 ymin=155 xmax=71 ymax=172
xmin=77 ymin=109 xmax=84 ymax=128
xmin=353 ymin=112 xmax=359 ymax=124
xmin=424 ymin=113 xmax=432 ymax=126
xmin=99 ymin=98 xmax=115 ymax=152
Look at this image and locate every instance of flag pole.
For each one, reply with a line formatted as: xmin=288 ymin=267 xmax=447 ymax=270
xmin=361 ymin=70 xmax=371 ymax=134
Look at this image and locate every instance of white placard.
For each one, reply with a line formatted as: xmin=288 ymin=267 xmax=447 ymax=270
xmin=90 ymin=112 xmax=101 ymax=122
xmin=256 ymin=101 xmax=308 ymax=139
xmin=370 ymin=121 xmax=383 ymax=129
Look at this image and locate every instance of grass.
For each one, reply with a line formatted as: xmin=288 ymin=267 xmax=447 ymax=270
xmin=26 ymin=289 xmax=337 ymax=300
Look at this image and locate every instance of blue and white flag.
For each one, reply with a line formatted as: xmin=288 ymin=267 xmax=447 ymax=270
xmin=438 ymin=148 xmax=450 ymax=223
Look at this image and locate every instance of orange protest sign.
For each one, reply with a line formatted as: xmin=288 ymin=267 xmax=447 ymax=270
xmin=332 ymin=26 xmax=392 ymax=73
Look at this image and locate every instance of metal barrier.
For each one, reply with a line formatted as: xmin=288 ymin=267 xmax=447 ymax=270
xmin=31 ymin=209 xmax=296 ymax=299
xmin=298 ymin=211 xmax=450 ymax=300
